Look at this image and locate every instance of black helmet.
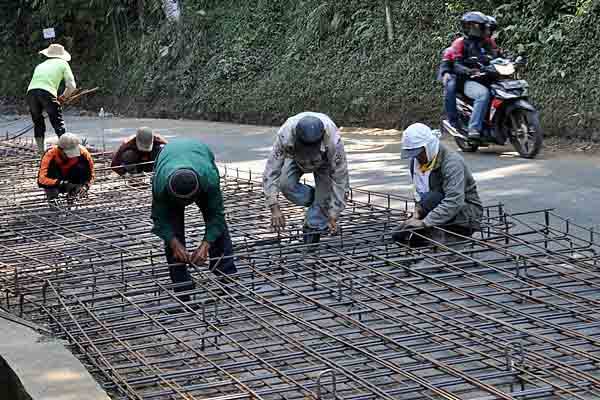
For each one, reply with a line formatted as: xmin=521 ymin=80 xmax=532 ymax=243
xmin=295 ymin=115 xmax=325 ymax=158
xmin=486 ymin=15 xmax=498 ymax=34
xmin=461 ymin=11 xmax=487 ymax=38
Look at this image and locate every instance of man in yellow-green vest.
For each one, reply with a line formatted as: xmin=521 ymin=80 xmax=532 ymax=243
xmin=27 ymin=44 xmax=77 ymax=154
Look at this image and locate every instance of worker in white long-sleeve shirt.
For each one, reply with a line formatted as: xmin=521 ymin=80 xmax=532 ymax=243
xmin=263 ymin=112 xmax=349 ymax=244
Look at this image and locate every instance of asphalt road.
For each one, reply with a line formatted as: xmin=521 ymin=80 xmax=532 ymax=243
xmin=5 ymin=114 xmax=600 ymax=228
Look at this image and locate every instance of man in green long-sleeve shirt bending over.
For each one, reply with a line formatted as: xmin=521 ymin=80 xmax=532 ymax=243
xmin=151 ymin=139 xmax=237 ymax=302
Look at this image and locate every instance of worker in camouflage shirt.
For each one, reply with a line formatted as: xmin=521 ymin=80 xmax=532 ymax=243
xmin=263 ymin=112 xmax=349 ymax=244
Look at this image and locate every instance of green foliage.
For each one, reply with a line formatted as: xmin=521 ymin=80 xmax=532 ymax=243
xmin=2 ymin=0 xmax=600 ymax=138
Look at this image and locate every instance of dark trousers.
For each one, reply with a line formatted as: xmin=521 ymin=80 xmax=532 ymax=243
xmin=165 ymin=207 xmax=237 ymax=302
xmin=444 ymin=74 xmax=458 ymax=125
xmin=26 ymin=89 xmax=65 ymax=139
xmin=44 ymin=162 xmax=90 ymax=202
xmin=393 ymin=192 xmax=473 ymax=245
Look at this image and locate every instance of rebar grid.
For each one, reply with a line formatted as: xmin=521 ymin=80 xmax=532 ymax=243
xmin=1 ymin=138 xmax=600 ymax=400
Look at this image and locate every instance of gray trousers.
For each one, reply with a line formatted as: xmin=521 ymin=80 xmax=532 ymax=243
xmin=280 ymin=159 xmax=330 ymax=230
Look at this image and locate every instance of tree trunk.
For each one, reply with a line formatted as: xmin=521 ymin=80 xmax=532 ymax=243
xmin=137 ymin=0 xmax=145 ymax=31
xmin=111 ymin=15 xmax=122 ymax=67
xmin=384 ymin=0 xmax=394 ymax=43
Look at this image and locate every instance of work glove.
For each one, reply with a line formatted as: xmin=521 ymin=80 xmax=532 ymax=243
xmin=482 ymin=65 xmax=499 ymax=76
xmin=270 ymin=204 xmax=286 ymax=233
xmin=469 ymin=68 xmax=482 ymax=78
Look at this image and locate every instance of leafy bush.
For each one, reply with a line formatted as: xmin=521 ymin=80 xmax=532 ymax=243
xmin=2 ymin=0 xmax=600 ymax=138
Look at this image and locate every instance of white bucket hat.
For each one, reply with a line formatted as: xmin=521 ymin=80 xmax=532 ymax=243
xmin=39 ymin=44 xmax=71 ymax=62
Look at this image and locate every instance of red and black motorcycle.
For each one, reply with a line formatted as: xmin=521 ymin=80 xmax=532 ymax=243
xmin=442 ymin=57 xmax=543 ymax=158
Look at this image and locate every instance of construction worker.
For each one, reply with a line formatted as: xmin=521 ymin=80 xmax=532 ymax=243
xmin=37 ymin=133 xmax=94 ymax=206
xmin=27 ymin=44 xmax=76 ymax=154
xmin=111 ymin=127 xmax=168 ymax=175
xmin=263 ymin=112 xmax=349 ymax=244
xmin=151 ymin=138 xmax=237 ymax=302
xmin=393 ymin=123 xmax=482 ymax=245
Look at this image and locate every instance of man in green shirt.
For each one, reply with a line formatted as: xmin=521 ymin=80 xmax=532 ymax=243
xmin=26 ymin=44 xmax=77 ymax=153
xmin=151 ymin=138 xmax=237 ymax=302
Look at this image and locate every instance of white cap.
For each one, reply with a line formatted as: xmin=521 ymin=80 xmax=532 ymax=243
xmin=58 ymin=133 xmax=81 ymax=158
xmin=135 ymin=127 xmax=154 ymax=152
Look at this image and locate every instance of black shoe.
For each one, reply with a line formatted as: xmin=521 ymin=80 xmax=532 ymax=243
xmin=303 ymin=230 xmax=321 ymax=244
xmin=467 ymin=129 xmax=481 ymax=139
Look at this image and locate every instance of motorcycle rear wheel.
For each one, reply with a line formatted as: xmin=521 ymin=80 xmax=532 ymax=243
xmin=454 ymin=137 xmax=479 ymax=153
xmin=509 ymin=109 xmax=543 ymax=158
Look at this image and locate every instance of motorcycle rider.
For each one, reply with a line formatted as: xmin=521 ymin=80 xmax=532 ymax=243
xmin=440 ymin=14 xmax=502 ymax=130
xmin=441 ymin=11 xmax=496 ymax=139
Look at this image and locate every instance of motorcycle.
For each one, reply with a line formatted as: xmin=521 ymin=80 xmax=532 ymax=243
xmin=441 ymin=56 xmax=543 ymax=158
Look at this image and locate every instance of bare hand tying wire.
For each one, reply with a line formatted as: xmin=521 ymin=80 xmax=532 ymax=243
xmin=328 ymin=216 xmax=338 ymax=234
xmin=270 ymin=204 xmax=286 ymax=233
xmin=169 ymin=238 xmax=190 ymax=264
xmin=400 ymin=217 xmax=425 ymax=230
xmin=191 ymin=241 xmax=210 ymax=265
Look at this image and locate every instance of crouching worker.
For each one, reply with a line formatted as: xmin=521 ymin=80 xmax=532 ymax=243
xmin=37 ymin=133 xmax=94 ymax=207
xmin=111 ymin=127 xmax=167 ymax=175
xmin=151 ymin=139 xmax=237 ymax=302
xmin=393 ymin=123 xmax=483 ymax=245
xmin=263 ymin=112 xmax=349 ymax=244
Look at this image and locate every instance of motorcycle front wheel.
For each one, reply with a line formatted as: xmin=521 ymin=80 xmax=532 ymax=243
xmin=508 ymin=109 xmax=543 ymax=158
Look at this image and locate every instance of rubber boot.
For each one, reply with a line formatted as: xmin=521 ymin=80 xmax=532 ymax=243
xmin=35 ymin=137 xmax=45 ymax=155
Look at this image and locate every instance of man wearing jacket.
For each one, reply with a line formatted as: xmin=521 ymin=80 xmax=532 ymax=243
xmin=27 ymin=44 xmax=77 ymax=153
xmin=111 ymin=127 xmax=168 ymax=175
xmin=263 ymin=112 xmax=349 ymax=244
xmin=37 ymin=132 xmax=94 ymax=206
xmin=151 ymin=138 xmax=236 ymax=302
xmin=440 ymin=12 xmax=496 ymax=138
xmin=393 ymin=123 xmax=483 ymax=245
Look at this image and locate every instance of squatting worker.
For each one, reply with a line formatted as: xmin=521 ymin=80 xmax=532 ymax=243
xmin=263 ymin=112 xmax=349 ymax=244
xmin=37 ymin=132 xmax=94 ymax=206
xmin=151 ymin=138 xmax=237 ymax=302
xmin=393 ymin=123 xmax=483 ymax=244
xmin=27 ymin=44 xmax=76 ymax=154
xmin=111 ymin=127 xmax=168 ymax=175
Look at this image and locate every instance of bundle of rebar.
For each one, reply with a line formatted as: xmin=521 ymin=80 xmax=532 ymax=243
xmin=1 ymin=137 xmax=600 ymax=400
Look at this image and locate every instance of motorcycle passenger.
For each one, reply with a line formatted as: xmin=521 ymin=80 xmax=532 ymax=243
xmin=446 ymin=11 xmax=495 ymax=139
xmin=485 ymin=15 xmax=502 ymax=58
xmin=439 ymin=47 xmax=460 ymax=129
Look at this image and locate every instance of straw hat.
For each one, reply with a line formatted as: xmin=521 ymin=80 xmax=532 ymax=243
xmin=39 ymin=44 xmax=71 ymax=62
